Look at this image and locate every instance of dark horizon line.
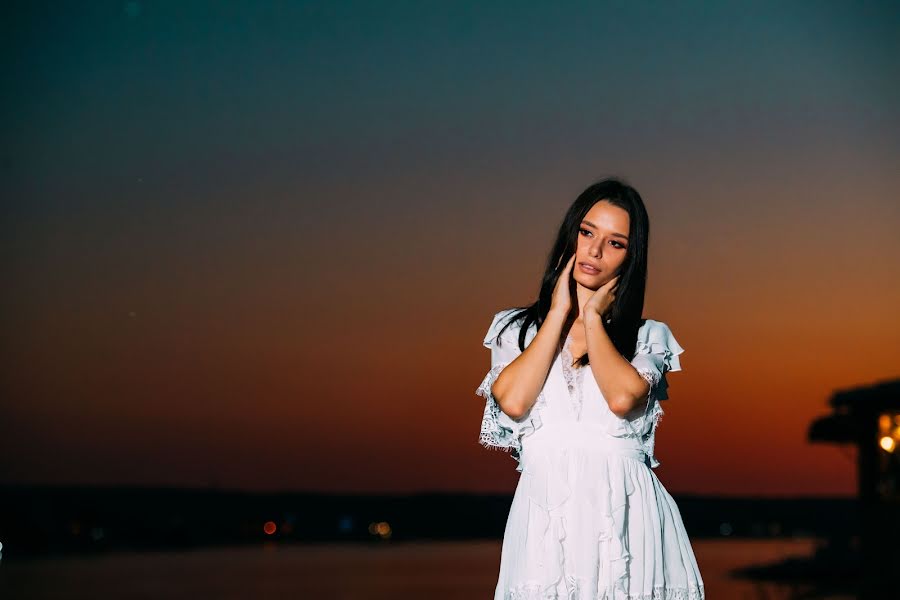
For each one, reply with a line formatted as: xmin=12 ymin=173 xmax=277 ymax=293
xmin=0 ymin=482 xmax=857 ymax=501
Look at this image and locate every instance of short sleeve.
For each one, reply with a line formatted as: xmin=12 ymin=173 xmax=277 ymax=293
xmin=630 ymin=319 xmax=685 ymax=401
xmin=622 ymin=319 xmax=685 ymax=468
xmin=482 ymin=308 xmax=523 ymax=365
xmin=474 ymin=308 xmax=544 ymax=471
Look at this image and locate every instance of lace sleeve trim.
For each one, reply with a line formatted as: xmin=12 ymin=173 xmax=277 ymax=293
xmin=475 ymin=361 xmax=546 ymax=471
xmin=559 ymin=334 xmax=587 ymax=420
xmin=621 ymin=367 xmax=665 ymax=468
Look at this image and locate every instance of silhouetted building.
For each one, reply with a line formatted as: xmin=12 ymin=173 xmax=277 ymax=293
xmin=809 ymin=377 xmax=900 ymax=597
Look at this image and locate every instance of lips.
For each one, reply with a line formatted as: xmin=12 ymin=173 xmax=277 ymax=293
xmin=578 ymin=262 xmax=601 ymax=274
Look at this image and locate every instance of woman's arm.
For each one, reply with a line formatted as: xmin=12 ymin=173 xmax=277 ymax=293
xmin=492 ymin=308 xmax=567 ymax=419
xmin=492 ymin=255 xmax=580 ymax=420
xmin=492 ymin=254 xmax=583 ymax=420
xmin=584 ymin=311 xmax=651 ymax=418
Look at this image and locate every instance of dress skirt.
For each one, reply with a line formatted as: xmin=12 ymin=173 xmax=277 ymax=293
xmin=494 ymin=421 xmax=705 ymax=600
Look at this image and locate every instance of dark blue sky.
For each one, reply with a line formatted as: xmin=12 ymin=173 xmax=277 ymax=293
xmin=3 ymin=1 xmax=899 ymax=495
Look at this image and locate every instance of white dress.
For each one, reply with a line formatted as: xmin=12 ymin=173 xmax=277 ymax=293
xmin=476 ymin=308 xmax=705 ymax=600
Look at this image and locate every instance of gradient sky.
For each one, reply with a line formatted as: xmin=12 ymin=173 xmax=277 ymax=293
xmin=2 ymin=1 xmax=899 ymax=496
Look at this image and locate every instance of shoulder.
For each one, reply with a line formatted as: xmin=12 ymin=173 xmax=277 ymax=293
xmin=637 ymin=318 xmax=674 ymax=341
xmin=483 ymin=307 xmax=530 ymax=348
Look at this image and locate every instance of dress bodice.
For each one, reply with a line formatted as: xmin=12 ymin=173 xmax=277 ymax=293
xmin=475 ymin=308 xmax=685 ymax=471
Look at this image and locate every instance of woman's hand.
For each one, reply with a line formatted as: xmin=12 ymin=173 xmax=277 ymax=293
xmin=549 ymin=254 xmax=576 ymax=317
xmin=584 ymin=275 xmax=620 ymax=320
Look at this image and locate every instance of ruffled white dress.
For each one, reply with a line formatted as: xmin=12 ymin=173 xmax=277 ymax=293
xmin=476 ymin=309 xmax=705 ymax=600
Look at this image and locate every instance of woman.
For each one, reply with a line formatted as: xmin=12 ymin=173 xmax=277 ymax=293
xmin=476 ymin=178 xmax=705 ymax=599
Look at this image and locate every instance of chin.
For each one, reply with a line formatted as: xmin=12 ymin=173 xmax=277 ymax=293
xmin=573 ymin=272 xmax=602 ymax=291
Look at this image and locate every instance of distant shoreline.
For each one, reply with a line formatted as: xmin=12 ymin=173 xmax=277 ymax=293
xmin=0 ymin=484 xmax=858 ymax=560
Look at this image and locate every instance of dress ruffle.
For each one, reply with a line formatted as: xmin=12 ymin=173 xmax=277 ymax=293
xmin=502 ymin=446 xmax=704 ymax=599
xmin=476 ymin=361 xmax=546 ymax=472
xmin=633 ymin=319 xmax=685 ymax=402
xmin=615 ymin=321 xmax=686 ymax=468
xmin=522 ymin=449 xmax=635 ymax=599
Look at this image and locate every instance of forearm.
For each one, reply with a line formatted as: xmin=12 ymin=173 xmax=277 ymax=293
xmin=492 ymin=310 xmax=568 ymax=420
xmin=584 ymin=312 xmax=651 ymax=418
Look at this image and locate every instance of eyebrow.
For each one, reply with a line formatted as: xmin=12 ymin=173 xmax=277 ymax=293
xmin=582 ymin=220 xmax=629 ymax=241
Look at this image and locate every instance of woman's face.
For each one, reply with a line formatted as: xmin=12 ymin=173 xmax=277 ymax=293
xmin=572 ymin=200 xmax=630 ymax=290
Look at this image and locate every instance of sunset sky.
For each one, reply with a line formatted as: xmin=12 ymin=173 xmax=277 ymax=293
xmin=2 ymin=1 xmax=899 ymax=497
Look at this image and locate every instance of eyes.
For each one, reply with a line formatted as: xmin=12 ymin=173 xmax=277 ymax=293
xmin=579 ymin=228 xmax=627 ymax=249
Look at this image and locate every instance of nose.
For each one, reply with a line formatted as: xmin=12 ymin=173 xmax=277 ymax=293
xmin=588 ymin=238 xmax=602 ymax=258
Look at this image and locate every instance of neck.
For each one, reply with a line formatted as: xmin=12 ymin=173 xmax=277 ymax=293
xmin=560 ymin=282 xmax=593 ymax=336
xmin=574 ymin=281 xmax=595 ymax=319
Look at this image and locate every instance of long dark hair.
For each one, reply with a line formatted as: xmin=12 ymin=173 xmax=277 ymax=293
xmin=493 ymin=177 xmax=650 ymax=362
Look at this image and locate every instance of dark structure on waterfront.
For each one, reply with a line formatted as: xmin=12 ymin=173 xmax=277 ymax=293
xmin=809 ymin=377 xmax=900 ymax=598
